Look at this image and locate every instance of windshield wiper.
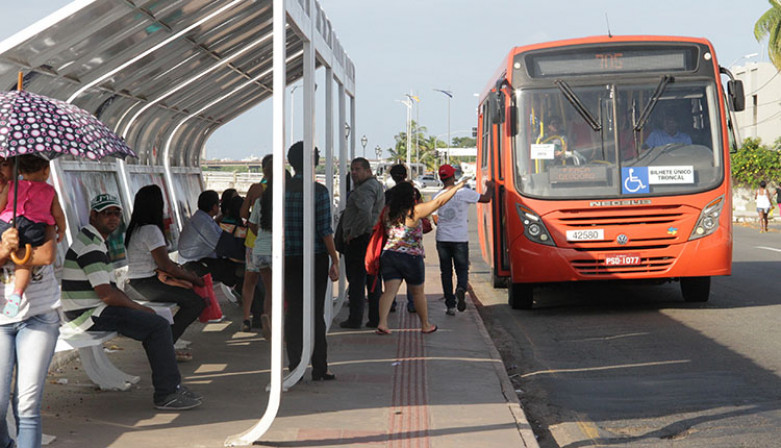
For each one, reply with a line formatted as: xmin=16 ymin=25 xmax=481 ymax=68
xmin=554 ymin=80 xmax=602 ymax=131
xmin=634 ymin=75 xmax=673 ymax=131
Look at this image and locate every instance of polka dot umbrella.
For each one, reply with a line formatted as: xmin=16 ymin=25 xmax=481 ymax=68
xmin=0 ymin=72 xmax=137 ymax=263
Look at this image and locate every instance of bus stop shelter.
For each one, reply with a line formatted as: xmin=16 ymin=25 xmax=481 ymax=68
xmin=0 ymin=0 xmax=356 ymax=445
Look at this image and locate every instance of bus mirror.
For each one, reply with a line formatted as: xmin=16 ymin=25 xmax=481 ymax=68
xmin=728 ymin=80 xmax=745 ymax=112
xmin=491 ymin=90 xmax=505 ymax=124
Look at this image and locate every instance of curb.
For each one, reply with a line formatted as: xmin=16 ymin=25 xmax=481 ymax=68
xmin=466 ymin=282 xmax=540 ymax=448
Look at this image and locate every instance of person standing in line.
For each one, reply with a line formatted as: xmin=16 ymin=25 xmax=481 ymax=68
xmin=61 ymin=194 xmax=201 ymax=410
xmin=0 ymin=211 xmax=59 ymax=446
xmin=239 ymin=160 xmax=271 ymax=331
xmin=385 ymin=163 xmax=425 ymax=314
xmin=284 ymin=142 xmax=340 ymax=381
xmin=375 ymin=180 xmax=467 ymax=335
xmin=755 ymin=180 xmax=772 ymax=233
xmin=339 ymin=157 xmax=385 ymax=329
xmin=433 ymin=164 xmax=494 ymax=315
xmin=776 ymin=185 xmax=781 ymax=219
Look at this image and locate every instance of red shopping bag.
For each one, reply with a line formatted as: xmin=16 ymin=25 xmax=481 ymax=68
xmin=195 ymin=274 xmax=223 ymax=322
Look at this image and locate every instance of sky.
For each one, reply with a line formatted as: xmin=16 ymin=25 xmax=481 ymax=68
xmin=0 ymin=1 xmax=773 ymax=161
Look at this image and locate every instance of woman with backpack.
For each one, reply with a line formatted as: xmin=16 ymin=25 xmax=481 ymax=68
xmin=374 ymin=179 xmax=467 ymax=336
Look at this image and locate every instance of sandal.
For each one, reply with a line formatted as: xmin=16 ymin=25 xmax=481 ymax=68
xmin=421 ymin=324 xmax=438 ymax=334
xmin=375 ymin=327 xmax=392 ymax=335
xmin=175 ymin=349 xmax=193 ymax=362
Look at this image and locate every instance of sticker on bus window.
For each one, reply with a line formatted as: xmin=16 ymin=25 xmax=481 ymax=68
xmin=648 ymin=166 xmax=694 ymax=184
xmin=531 ymin=143 xmax=555 ymax=160
xmin=621 ymin=167 xmax=649 ymax=194
xmin=566 ymin=229 xmax=604 ymax=241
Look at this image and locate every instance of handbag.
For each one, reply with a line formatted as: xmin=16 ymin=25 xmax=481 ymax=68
xmin=156 ymin=269 xmax=194 ymax=289
xmin=216 ymin=225 xmax=247 ymax=261
xmin=195 ymin=273 xmax=223 ymax=322
xmin=421 ymin=217 xmax=433 ymax=234
xmin=364 ymin=207 xmax=388 ymax=292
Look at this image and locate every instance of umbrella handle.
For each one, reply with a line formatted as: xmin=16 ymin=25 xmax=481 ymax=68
xmin=10 ymin=244 xmax=31 ymax=265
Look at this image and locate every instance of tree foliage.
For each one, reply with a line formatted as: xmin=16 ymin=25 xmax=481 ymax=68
xmin=755 ymin=0 xmax=781 ymax=69
xmin=730 ymin=137 xmax=781 ymax=187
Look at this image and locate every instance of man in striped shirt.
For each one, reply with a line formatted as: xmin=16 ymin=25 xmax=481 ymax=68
xmin=61 ymin=194 xmax=202 ymax=410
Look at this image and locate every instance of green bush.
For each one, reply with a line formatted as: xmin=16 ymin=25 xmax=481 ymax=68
xmin=730 ymin=137 xmax=781 ymax=188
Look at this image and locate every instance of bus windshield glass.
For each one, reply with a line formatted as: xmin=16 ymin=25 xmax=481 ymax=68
xmin=514 ymin=80 xmax=723 ymax=199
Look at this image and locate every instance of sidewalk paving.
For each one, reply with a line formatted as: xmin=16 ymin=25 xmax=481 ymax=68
xmin=39 ymin=244 xmax=538 ymax=447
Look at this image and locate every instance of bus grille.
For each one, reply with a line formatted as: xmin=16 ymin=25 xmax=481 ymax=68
xmin=571 ymin=256 xmax=675 ymax=275
xmin=555 ymin=206 xmax=685 ymax=227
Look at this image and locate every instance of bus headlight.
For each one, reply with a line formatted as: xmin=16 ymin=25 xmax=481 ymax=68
xmin=516 ymin=203 xmax=556 ymax=246
xmin=689 ymin=196 xmax=723 ymax=241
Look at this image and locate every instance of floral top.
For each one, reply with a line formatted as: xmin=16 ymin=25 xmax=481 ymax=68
xmin=383 ymin=219 xmax=424 ymax=257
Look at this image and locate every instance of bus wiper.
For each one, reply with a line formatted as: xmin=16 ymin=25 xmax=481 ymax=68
xmin=634 ymin=75 xmax=673 ymax=132
xmin=554 ymin=80 xmax=602 ymax=131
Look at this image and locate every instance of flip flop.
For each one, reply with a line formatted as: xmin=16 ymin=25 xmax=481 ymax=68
xmin=375 ymin=327 xmax=392 ymax=335
xmin=421 ymin=324 xmax=438 ymax=334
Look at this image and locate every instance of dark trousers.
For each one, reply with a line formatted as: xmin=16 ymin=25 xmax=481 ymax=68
xmin=344 ymin=234 xmax=380 ymax=325
xmin=184 ymin=257 xmax=243 ymax=287
xmin=89 ymin=306 xmax=180 ymax=400
xmin=285 ymin=254 xmax=329 ymax=377
xmin=436 ymin=241 xmax=470 ymax=308
xmin=129 ymin=276 xmax=206 ymax=343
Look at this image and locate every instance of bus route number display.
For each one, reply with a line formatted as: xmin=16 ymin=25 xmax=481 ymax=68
xmin=596 ymin=53 xmax=623 ymax=70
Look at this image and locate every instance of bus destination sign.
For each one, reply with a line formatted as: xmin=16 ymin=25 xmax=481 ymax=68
xmin=525 ymin=46 xmax=698 ymax=77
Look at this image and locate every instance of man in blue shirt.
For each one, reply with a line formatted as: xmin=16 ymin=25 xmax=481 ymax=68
xmin=645 ymin=113 xmax=692 ymax=147
xmin=178 ymin=190 xmax=242 ymax=288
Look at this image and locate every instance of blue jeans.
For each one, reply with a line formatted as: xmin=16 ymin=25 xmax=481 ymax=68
xmin=436 ymin=241 xmax=470 ymax=308
xmin=0 ymin=310 xmax=59 ymax=448
xmin=89 ymin=306 xmax=180 ymax=401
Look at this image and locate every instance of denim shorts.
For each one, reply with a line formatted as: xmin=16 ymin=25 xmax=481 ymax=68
xmin=252 ymin=253 xmax=272 ymax=270
xmin=245 ymin=247 xmax=259 ymax=272
xmin=380 ymin=250 xmax=425 ymax=286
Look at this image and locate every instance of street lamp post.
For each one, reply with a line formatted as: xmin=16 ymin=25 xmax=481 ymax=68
xmin=434 ymin=89 xmax=453 ymax=164
xmin=396 ymin=99 xmax=412 ymax=173
xmin=361 ymin=135 xmax=368 ymax=158
xmin=375 ymin=145 xmax=382 ymax=162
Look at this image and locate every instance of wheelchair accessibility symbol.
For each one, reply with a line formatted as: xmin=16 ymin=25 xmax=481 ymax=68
xmin=621 ymin=167 xmax=649 ymax=194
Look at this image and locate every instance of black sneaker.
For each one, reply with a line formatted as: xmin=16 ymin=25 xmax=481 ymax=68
xmin=456 ymin=287 xmax=466 ymax=312
xmin=339 ymin=320 xmax=362 ymax=329
xmin=177 ymin=384 xmax=203 ymax=400
xmin=390 ymin=301 xmax=397 ymax=313
xmin=407 ymin=301 xmax=416 ymax=313
xmin=154 ymin=388 xmax=202 ymax=410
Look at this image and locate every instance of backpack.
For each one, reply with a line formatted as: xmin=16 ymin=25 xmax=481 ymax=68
xmin=364 ymin=207 xmax=387 ymax=292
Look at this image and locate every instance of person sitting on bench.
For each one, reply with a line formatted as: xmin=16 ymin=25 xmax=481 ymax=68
xmin=61 ymin=194 xmax=203 ymax=411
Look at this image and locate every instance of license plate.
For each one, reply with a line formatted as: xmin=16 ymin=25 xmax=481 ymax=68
xmin=604 ymin=253 xmax=642 ymax=266
xmin=566 ymin=229 xmax=604 ymax=241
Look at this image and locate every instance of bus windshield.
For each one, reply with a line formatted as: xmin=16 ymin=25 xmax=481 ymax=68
xmin=514 ymin=80 xmax=723 ymax=199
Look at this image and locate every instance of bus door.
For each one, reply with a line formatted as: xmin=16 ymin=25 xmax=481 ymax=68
xmin=477 ymin=103 xmax=494 ymax=273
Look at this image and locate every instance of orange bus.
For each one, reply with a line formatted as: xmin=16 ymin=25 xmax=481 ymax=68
xmin=475 ymin=35 xmax=745 ymax=309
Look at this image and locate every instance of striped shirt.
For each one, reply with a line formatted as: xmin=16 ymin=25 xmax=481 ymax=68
xmin=285 ymin=175 xmax=333 ymax=256
xmin=61 ymin=224 xmax=114 ymax=317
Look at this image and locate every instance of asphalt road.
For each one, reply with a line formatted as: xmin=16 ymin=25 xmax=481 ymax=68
xmin=470 ymin=217 xmax=781 ymax=448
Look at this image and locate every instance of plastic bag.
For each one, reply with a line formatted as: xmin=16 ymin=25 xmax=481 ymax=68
xmin=195 ymin=274 xmax=223 ymax=322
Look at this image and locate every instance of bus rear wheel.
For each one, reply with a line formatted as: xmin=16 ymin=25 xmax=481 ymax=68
xmin=681 ymin=276 xmax=710 ymax=302
xmin=509 ymin=283 xmax=533 ymax=310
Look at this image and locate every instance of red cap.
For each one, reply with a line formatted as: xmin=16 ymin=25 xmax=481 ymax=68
xmin=438 ymin=164 xmax=455 ymax=180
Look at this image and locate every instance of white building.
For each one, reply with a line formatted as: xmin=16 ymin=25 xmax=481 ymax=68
xmin=731 ymin=61 xmax=781 ymax=146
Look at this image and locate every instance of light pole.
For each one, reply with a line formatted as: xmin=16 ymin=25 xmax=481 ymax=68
xmin=361 ymin=135 xmax=368 ymax=158
xmin=406 ymin=93 xmax=420 ymax=178
xmin=396 ymin=98 xmax=412 ymax=172
xmin=375 ymin=145 xmax=382 ymax=162
xmin=290 ymin=84 xmax=300 ymax=143
xmin=434 ymin=89 xmax=453 ymax=164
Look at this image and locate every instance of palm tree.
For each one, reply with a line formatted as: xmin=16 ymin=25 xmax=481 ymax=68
xmin=755 ymin=0 xmax=781 ymax=69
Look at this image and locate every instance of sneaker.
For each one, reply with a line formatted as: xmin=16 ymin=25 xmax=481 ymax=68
xmin=154 ymin=388 xmax=202 ymax=410
xmin=339 ymin=320 xmax=362 ymax=329
xmin=446 ymin=307 xmax=456 ymax=316
xmin=241 ymin=319 xmax=252 ymax=332
xmin=407 ymin=302 xmax=416 ymax=313
xmin=456 ymin=287 xmax=466 ymax=312
xmin=177 ymin=384 xmax=203 ymax=400
xmin=390 ymin=301 xmax=397 ymax=313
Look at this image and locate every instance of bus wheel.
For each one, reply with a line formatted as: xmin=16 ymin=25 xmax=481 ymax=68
xmin=509 ymin=283 xmax=533 ymax=310
xmin=681 ymin=277 xmax=710 ymax=302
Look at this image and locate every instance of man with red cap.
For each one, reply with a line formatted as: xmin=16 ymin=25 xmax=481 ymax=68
xmin=432 ymin=165 xmax=494 ymax=315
